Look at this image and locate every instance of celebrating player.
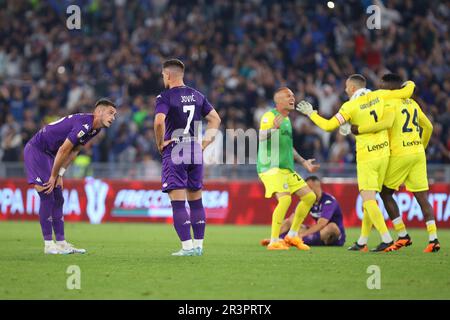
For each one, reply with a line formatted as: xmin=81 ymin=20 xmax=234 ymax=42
xmin=24 ymin=99 xmax=117 ymax=254
xmin=296 ymin=74 xmax=415 ymax=252
xmin=154 ymin=59 xmax=221 ymax=256
xmin=260 ymin=176 xmax=346 ymax=247
xmin=257 ymin=87 xmax=320 ymax=251
xmin=351 ymin=74 xmax=439 ymax=252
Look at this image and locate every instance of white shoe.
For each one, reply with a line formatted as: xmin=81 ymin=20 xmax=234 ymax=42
xmin=44 ymin=242 xmax=72 ymax=255
xmin=57 ymin=241 xmax=87 ymax=254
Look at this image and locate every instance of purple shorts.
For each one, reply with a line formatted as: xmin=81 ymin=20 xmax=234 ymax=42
xmin=161 ymin=142 xmax=203 ymax=193
xmin=23 ymin=142 xmax=54 ymax=186
xmin=303 ymin=228 xmax=346 ymax=247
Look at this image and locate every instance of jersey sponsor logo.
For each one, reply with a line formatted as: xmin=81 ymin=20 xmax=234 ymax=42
xmin=367 ymin=141 xmax=389 ymax=152
xmin=181 ymin=94 xmax=196 ymax=103
xmin=77 ymin=130 xmax=86 ymax=139
xmin=36 ymin=177 xmax=42 ymax=183
xmin=402 ymin=140 xmax=422 ymax=147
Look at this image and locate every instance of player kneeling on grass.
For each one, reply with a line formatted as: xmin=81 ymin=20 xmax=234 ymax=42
xmin=261 ymin=176 xmax=346 ymax=247
xmin=257 ymin=87 xmax=320 ymax=251
xmin=23 ymin=99 xmax=117 ymax=254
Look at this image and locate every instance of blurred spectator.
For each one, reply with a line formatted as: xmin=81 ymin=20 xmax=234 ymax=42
xmin=0 ymin=0 xmax=448 ymax=165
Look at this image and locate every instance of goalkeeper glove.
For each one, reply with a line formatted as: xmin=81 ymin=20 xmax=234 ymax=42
xmin=296 ymin=100 xmax=316 ymax=116
xmin=339 ymin=123 xmax=351 ymax=136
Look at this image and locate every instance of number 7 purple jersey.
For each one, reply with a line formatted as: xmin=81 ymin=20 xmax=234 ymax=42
xmin=155 ymin=86 xmax=213 ymax=141
xmin=155 ymin=86 xmax=214 ymax=193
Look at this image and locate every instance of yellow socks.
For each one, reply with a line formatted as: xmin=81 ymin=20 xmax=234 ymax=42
xmin=358 ymin=207 xmax=372 ymax=245
xmin=288 ymin=192 xmax=316 ymax=235
xmin=426 ymin=220 xmax=438 ymax=241
xmin=363 ymin=200 xmax=393 ymax=243
xmin=392 ymin=217 xmax=408 ymax=237
xmin=271 ymin=195 xmax=291 ymax=241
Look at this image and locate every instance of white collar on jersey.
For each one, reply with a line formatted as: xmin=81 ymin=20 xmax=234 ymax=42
xmin=351 ymin=88 xmax=372 ymax=100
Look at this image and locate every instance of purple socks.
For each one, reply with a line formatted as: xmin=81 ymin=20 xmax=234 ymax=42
xmin=52 ymin=187 xmax=65 ymax=241
xmin=38 ymin=188 xmax=65 ymax=241
xmin=171 ymin=201 xmax=192 ymax=241
xmin=188 ymin=199 xmax=206 ymax=240
xmin=38 ymin=191 xmax=53 ymax=241
xmin=171 ymin=199 xmax=206 ymax=242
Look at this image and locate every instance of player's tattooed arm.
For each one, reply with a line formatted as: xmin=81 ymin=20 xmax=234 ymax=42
xmin=293 ymin=149 xmax=320 ymax=173
xmin=202 ymin=109 xmax=221 ymax=151
xmin=43 ymin=139 xmax=75 ymax=194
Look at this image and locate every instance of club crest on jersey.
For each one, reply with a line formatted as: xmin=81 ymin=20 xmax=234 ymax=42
xmin=77 ymin=130 xmax=86 ymax=138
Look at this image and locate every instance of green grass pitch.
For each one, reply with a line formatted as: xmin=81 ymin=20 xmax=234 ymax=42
xmin=0 ymin=221 xmax=449 ymax=300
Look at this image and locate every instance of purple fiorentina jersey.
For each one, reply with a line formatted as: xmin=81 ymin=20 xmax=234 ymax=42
xmin=29 ymin=113 xmax=100 ymax=156
xmin=155 ymin=86 xmax=213 ymax=141
xmin=310 ymin=192 xmax=346 ymax=238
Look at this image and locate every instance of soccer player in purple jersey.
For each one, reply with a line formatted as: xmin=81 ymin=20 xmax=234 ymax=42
xmin=260 ymin=176 xmax=346 ymax=247
xmin=24 ymin=99 xmax=117 ymax=254
xmin=154 ymin=59 xmax=221 ymax=256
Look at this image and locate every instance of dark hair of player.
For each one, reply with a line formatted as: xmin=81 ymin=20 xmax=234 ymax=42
xmin=381 ymin=73 xmax=403 ymax=90
xmin=163 ymin=59 xmax=185 ymax=72
xmin=348 ymin=74 xmax=367 ymax=87
xmin=305 ymin=176 xmax=320 ymax=182
xmin=95 ymin=98 xmax=116 ymax=109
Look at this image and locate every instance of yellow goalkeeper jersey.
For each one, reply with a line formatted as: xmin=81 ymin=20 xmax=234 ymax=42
xmin=336 ymin=83 xmax=415 ymax=162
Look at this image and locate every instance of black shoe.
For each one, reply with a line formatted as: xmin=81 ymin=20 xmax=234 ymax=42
xmin=370 ymin=241 xmax=394 ymax=252
xmin=348 ymin=242 xmax=368 ymax=252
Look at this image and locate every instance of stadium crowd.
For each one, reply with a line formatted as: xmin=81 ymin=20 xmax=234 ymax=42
xmin=0 ymin=0 xmax=449 ymax=167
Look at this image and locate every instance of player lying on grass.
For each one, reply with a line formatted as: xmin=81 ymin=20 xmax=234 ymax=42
xmin=351 ymin=74 xmax=439 ymax=253
xmin=297 ymin=74 xmax=416 ymax=252
xmin=154 ymin=59 xmax=221 ymax=256
xmin=24 ymin=99 xmax=117 ymax=254
xmin=260 ymin=176 xmax=346 ymax=247
xmin=257 ymin=87 xmax=320 ymax=251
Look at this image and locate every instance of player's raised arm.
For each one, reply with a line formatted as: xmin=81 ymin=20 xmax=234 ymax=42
xmin=296 ymin=100 xmax=348 ymax=132
xmin=202 ymin=109 xmax=221 ymax=151
xmin=376 ymin=80 xmax=415 ymax=100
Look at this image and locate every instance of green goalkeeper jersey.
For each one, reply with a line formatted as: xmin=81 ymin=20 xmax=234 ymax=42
xmin=257 ymin=109 xmax=294 ymax=174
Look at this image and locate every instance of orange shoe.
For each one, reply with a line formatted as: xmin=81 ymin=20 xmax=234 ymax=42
xmin=260 ymin=239 xmax=270 ymax=246
xmin=385 ymin=236 xmax=412 ymax=252
xmin=267 ymin=241 xmax=289 ymax=250
xmin=423 ymin=240 xmax=440 ymax=253
xmin=284 ymin=235 xmax=310 ymax=251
